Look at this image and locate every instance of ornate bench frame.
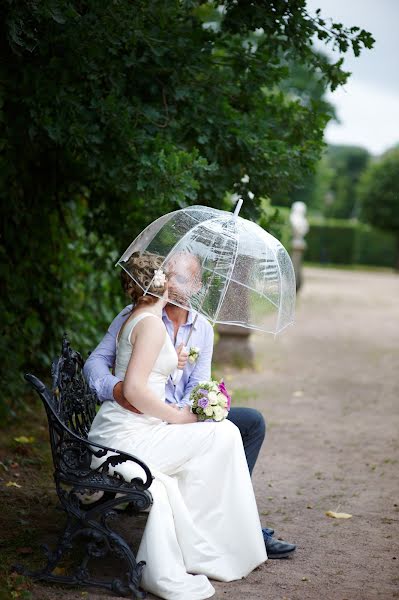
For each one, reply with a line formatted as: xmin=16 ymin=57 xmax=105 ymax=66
xmin=15 ymin=336 xmax=153 ymax=598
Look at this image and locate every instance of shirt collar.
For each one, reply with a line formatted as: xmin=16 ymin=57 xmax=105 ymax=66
xmin=162 ymin=307 xmax=198 ymax=329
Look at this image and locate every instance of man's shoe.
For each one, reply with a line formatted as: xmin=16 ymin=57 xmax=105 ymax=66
xmin=264 ymin=534 xmax=296 ymax=559
xmin=262 ymin=527 xmax=275 ymax=537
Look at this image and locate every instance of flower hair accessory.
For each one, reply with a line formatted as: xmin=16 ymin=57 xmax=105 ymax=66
xmin=153 ymin=268 xmax=166 ymax=287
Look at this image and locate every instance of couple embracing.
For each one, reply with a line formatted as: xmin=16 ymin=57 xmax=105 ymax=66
xmin=84 ymin=250 xmax=295 ymax=600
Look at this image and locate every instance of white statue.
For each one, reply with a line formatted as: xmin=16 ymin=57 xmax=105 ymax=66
xmin=290 ymin=201 xmax=309 ymax=248
xmin=289 ymin=201 xmax=309 ymax=292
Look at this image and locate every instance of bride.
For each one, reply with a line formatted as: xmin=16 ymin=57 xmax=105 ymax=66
xmin=88 ymin=251 xmax=267 ymax=600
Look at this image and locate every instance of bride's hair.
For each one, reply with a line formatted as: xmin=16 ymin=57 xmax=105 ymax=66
xmin=121 ymin=251 xmax=166 ymax=307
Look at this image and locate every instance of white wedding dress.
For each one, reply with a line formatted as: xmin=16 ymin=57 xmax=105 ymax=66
xmin=88 ymin=312 xmax=267 ymax=600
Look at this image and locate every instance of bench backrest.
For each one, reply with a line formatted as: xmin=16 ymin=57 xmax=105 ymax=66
xmin=50 ymin=335 xmax=98 ymax=438
xmin=25 ymin=335 xmax=100 ymax=483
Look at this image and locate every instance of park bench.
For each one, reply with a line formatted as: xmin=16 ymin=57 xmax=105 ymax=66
xmin=15 ymin=335 xmax=153 ymax=598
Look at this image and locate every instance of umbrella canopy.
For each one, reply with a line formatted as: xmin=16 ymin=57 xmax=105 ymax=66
xmin=117 ymin=203 xmax=296 ymax=334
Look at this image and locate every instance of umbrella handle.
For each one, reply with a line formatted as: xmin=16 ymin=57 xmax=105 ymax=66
xmin=171 ymin=341 xmax=190 ymax=386
xmin=184 ymin=314 xmax=198 ymax=347
xmin=171 ymin=368 xmax=183 ymax=385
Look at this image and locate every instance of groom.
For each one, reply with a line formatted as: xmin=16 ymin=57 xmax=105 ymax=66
xmin=83 ymin=252 xmax=296 ymax=559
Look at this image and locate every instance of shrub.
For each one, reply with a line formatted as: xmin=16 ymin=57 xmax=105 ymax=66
xmin=304 ymin=219 xmax=396 ymax=267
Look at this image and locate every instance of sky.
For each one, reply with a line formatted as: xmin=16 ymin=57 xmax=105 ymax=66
xmin=305 ymin=0 xmax=399 ymax=156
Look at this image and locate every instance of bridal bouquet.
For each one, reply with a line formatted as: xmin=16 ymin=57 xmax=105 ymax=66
xmin=190 ymin=380 xmax=231 ymax=422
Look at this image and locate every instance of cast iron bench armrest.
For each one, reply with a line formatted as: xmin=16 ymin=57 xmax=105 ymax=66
xmin=25 ymin=372 xmax=153 ymax=493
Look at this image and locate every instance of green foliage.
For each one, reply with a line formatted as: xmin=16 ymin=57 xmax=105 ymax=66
xmin=0 ymin=199 xmax=123 ymax=417
xmin=324 ymin=145 xmax=371 ymax=218
xmin=258 ymin=200 xmax=291 ymax=250
xmin=0 ymin=1 xmax=374 ymax=222
xmin=358 ymin=147 xmax=399 ymax=267
xmin=305 ymin=219 xmax=396 ymax=267
xmin=294 ymin=152 xmax=336 ymax=212
xmin=354 ymin=225 xmax=397 ymax=268
xmin=306 ymin=219 xmax=356 ymax=265
xmin=0 ymin=0 xmax=374 ymax=414
xmin=287 ymin=145 xmax=370 ymax=217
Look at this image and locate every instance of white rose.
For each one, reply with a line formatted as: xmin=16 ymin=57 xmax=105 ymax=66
xmin=213 ymin=406 xmax=224 ymax=421
xmin=208 ymin=391 xmax=218 ymax=405
xmin=204 ymin=405 xmax=214 ymax=417
xmin=217 ymin=392 xmax=226 ymax=407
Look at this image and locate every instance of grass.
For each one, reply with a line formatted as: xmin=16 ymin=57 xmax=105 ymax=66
xmin=0 ymin=397 xmax=56 ymax=600
xmin=230 ymin=388 xmax=260 ymax=404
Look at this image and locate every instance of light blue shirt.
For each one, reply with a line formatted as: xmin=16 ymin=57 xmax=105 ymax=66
xmin=83 ymin=305 xmax=214 ymax=407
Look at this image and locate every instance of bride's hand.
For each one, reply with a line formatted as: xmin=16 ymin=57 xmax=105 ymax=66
xmin=179 ymin=406 xmax=198 ymax=424
xmin=176 ymin=344 xmax=189 ymax=370
xmin=170 ymin=405 xmax=197 ymax=424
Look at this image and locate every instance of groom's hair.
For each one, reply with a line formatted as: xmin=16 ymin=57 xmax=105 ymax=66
xmin=120 ymin=251 xmax=166 ymax=307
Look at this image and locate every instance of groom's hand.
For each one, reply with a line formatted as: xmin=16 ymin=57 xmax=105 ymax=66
xmin=113 ymin=382 xmax=142 ymax=414
xmin=176 ymin=344 xmax=189 ymax=370
xmin=113 ymin=381 xmax=125 ymax=403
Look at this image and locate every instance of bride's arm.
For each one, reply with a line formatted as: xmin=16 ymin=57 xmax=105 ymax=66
xmin=123 ymin=318 xmax=197 ymax=424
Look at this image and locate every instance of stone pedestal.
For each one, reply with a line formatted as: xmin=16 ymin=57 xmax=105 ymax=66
xmin=213 ymin=324 xmax=254 ymax=369
xmin=291 ymin=239 xmax=306 ymax=292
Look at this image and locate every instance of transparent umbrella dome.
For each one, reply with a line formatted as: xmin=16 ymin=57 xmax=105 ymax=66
xmin=116 ymin=204 xmax=296 ymax=334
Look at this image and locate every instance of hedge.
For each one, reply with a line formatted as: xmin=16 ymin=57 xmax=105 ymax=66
xmin=304 ymin=219 xmax=396 ymax=267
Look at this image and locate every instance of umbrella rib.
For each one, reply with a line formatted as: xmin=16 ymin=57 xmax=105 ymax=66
xmin=214 ymin=318 xmax=293 ymax=334
xmin=200 ymin=265 xmax=280 ymax=309
xmin=116 ymin=206 xmax=294 ymax=335
xmin=258 ymin=236 xmax=284 ymax=329
xmin=166 ymin=220 xmax=228 ymax=342
xmin=190 ymin=226 xmax=233 ymax=324
xmin=212 ymin=232 xmax=240 ymax=324
xmin=158 ymin=217 xmax=218 ymax=285
xmin=116 ymin=211 xmax=175 ymax=265
xmin=183 ymin=226 xmax=237 ymax=346
xmin=275 ymin=248 xmax=283 ymax=332
xmin=118 ymin=263 xmax=146 ymax=292
xmin=183 ymin=228 xmax=222 ymax=345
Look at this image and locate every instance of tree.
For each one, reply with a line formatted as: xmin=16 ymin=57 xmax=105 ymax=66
xmin=287 ymin=145 xmax=370 ymax=216
xmin=275 ymin=54 xmax=337 ymax=210
xmin=1 ymin=1 xmax=374 ymax=224
xmin=324 ymin=145 xmax=370 ymax=218
xmin=0 ymin=0 xmax=374 ymax=411
xmin=358 ymin=147 xmax=399 ymax=270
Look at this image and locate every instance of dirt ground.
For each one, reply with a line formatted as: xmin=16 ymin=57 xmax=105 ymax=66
xmin=220 ymin=265 xmax=399 ymax=600
xmin=2 ymin=266 xmax=399 ymax=600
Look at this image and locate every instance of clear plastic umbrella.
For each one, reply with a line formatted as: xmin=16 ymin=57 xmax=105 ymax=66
xmin=116 ymin=200 xmax=296 ymax=339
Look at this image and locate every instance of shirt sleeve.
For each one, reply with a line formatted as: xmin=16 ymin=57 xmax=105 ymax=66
xmin=180 ymin=322 xmax=214 ymax=406
xmin=83 ymin=306 xmax=131 ymax=402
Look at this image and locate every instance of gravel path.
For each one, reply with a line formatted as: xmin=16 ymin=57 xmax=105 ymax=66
xmin=215 ymin=266 xmax=399 ymax=600
xmin=27 ymin=266 xmax=399 ymax=600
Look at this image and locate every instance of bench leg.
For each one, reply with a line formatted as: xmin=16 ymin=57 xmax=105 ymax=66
xmin=14 ymin=511 xmax=147 ymax=599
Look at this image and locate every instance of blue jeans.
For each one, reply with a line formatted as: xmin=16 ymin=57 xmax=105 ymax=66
xmin=227 ymin=407 xmax=266 ymax=475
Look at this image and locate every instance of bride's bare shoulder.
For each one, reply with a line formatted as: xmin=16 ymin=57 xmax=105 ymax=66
xmin=131 ymin=312 xmax=165 ymax=343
